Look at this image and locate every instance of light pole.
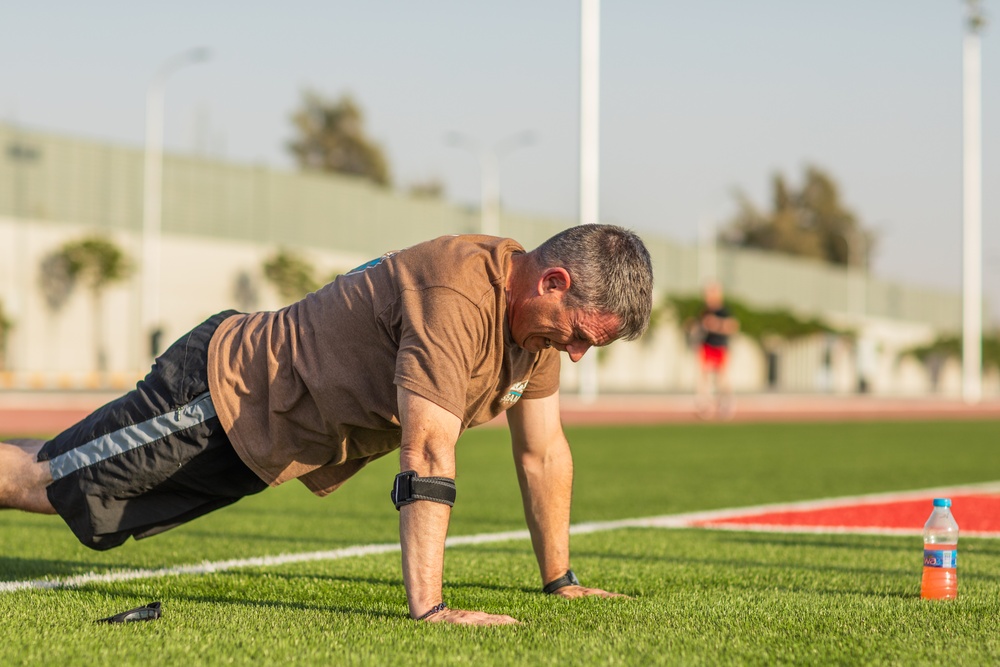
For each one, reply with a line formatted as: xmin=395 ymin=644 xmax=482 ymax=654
xmin=580 ymin=0 xmax=600 ymax=229
xmin=5 ymin=134 xmax=40 ymax=374
xmin=445 ymin=130 xmax=534 ymax=236
xmin=578 ymin=0 xmax=601 ymax=402
xmin=141 ymin=47 xmax=211 ymax=360
xmin=962 ymin=0 xmax=985 ymax=403
xmin=832 ymin=228 xmax=868 ymax=321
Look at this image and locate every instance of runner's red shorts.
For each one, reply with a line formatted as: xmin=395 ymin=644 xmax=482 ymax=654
xmin=700 ymin=343 xmax=728 ymax=370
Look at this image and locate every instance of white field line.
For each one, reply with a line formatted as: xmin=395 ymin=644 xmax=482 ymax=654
xmin=3 ymin=481 xmax=1000 ymax=594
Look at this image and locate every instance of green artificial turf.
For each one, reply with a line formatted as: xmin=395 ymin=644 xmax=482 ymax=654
xmin=1 ymin=419 xmax=999 ymax=665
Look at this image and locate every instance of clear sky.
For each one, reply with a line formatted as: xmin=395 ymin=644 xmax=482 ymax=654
xmin=2 ymin=1 xmax=998 ymax=321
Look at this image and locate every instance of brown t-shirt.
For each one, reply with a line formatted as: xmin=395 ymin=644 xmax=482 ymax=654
xmin=207 ymin=235 xmax=561 ymax=496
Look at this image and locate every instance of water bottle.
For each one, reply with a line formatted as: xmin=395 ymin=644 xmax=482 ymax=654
xmin=921 ymin=498 xmax=958 ymax=600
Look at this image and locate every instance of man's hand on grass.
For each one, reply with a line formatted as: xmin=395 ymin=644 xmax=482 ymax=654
xmin=423 ymin=608 xmax=520 ymax=625
xmin=550 ymin=585 xmax=630 ymax=600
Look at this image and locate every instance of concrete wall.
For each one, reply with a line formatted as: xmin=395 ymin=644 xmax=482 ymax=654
xmin=0 ymin=121 xmax=992 ymax=396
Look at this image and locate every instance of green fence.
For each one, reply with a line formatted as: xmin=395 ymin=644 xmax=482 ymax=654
xmin=0 ymin=121 xmax=964 ymax=330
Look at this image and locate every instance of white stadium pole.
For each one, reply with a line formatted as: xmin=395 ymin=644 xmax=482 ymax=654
xmin=140 ymin=48 xmax=210 ymax=364
xmin=578 ymin=0 xmax=601 ymax=402
xmin=580 ymin=0 xmax=600 ymax=229
xmin=962 ymin=2 xmax=984 ymax=404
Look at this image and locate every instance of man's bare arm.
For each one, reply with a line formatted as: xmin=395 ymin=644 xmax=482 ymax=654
xmin=507 ymin=391 xmax=626 ymax=599
xmin=396 ymin=386 xmax=518 ymax=625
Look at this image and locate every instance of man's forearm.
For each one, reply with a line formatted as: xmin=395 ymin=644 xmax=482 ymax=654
xmin=396 ymin=389 xmax=459 ymax=620
xmin=399 ymin=499 xmax=451 ymax=618
xmin=394 ymin=387 xmax=519 ymax=625
xmin=515 ymin=443 xmax=574 ymax=585
xmin=398 ymin=429 xmax=456 ymax=619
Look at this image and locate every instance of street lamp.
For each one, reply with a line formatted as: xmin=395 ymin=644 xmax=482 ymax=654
xmin=5 ymin=135 xmax=40 ymax=373
xmin=141 ymin=47 xmax=211 ymax=359
xmin=831 ymin=228 xmax=869 ymax=321
xmin=444 ymin=130 xmax=534 ymax=236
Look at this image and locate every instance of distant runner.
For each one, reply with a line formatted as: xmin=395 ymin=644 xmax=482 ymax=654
xmin=696 ymin=281 xmax=739 ymax=419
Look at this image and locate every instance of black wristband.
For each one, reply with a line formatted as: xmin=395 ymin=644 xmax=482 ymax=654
xmin=543 ymin=569 xmax=580 ymax=594
xmin=415 ymin=602 xmax=448 ymax=621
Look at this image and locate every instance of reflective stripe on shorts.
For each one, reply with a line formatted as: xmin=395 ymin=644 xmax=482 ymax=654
xmin=47 ymin=392 xmax=217 ymax=482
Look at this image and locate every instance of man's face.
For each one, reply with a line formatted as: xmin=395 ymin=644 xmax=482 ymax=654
xmin=704 ymin=283 xmax=723 ymax=309
xmin=510 ymin=293 xmax=621 ymax=363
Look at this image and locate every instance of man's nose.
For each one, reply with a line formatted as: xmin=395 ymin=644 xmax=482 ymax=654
xmin=567 ymin=342 xmax=591 ymax=363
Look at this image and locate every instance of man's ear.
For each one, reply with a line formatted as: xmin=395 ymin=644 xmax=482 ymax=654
xmin=537 ymin=267 xmax=571 ymax=295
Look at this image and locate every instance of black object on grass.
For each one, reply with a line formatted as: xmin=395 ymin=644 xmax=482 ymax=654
xmin=95 ymin=601 xmax=162 ymax=624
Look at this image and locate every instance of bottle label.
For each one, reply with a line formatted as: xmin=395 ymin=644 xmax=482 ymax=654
xmin=924 ymin=549 xmax=957 ymax=568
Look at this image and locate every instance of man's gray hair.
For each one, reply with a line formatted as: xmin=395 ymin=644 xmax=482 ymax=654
xmin=532 ymin=224 xmax=654 ymax=341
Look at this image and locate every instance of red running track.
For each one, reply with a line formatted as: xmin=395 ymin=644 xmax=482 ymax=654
xmin=2 ymin=393 xmax=999 ymax=437
xmin=695 ymin=493 xmax=1000 ymax=536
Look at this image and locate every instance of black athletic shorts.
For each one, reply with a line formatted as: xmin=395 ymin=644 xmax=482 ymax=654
xmin=37 ymin=310 xmax=268 ymax=551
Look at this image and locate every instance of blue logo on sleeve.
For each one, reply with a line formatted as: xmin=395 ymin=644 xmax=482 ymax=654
xmin=347 ymin=251 xmax=398 ymax=275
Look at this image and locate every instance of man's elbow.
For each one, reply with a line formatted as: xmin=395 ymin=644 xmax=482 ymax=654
xmin=399 ymin=441 xmax=456 ymax=477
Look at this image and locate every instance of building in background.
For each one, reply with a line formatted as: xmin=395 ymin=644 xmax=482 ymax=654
xmin=0 ymin=122 xmax=994 ymax=396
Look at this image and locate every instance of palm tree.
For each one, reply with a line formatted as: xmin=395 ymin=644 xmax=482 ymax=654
xmin=40 ymin=236 xmax=132 ymax=372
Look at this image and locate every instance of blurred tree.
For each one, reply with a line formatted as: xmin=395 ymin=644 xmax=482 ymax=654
xmin=667 ymin=294 xmax=837 ymax=346
xmin=721 ymin=165 xmax=875 ymax=267
xmin=906 ymin=334 xmax=1000 ymax=371
xmin=287 ymin=91 xmax=392 ymax=187
xmin=262 ymin=249 xmax=321 ymax=302
xmin=41 ymin=236 xmax=133 ymax=372
xmin=0 ymin=299 xmax=11 ymax=371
